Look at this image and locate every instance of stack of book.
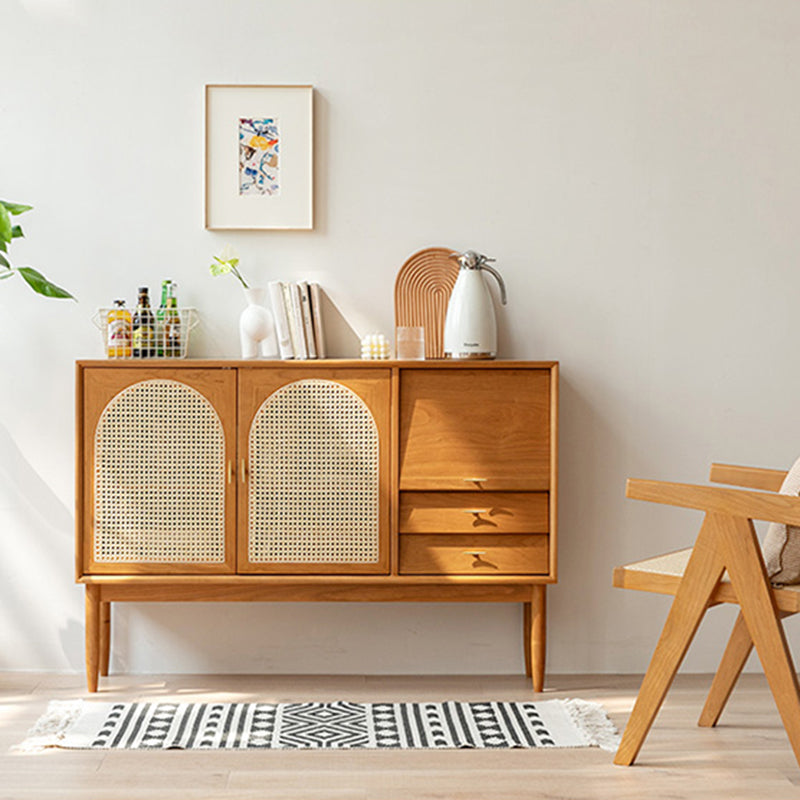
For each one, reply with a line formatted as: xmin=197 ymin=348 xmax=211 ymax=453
xmin=268 ymin=281 xmax=326 ymax=360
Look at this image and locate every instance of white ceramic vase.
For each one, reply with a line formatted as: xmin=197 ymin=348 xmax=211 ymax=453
xmin=239 ymin=288 xmax=277 ymax=359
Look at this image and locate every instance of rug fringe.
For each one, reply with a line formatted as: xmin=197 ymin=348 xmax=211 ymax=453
xmin=559 ymin=699 xmax=621 ymax=752
xmin=14 ymin=700 xmax=84 ymax=753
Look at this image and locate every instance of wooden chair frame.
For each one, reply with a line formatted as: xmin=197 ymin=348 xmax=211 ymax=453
xmin=613 ymin=463 xmax=800 ymax=767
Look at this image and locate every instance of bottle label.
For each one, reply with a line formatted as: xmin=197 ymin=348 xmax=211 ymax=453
xmin=132 ymin=326 xmax=153 ymax=349
xmin=108 ymin=318 xmax=131 ymax=347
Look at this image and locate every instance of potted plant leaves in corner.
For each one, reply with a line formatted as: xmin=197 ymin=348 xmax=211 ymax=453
xmin=0 ymin=199 xmax=74 ymax=299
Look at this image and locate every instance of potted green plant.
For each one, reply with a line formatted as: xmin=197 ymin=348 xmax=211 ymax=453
xmin=0 ymin=199 xmax=74 ymax=299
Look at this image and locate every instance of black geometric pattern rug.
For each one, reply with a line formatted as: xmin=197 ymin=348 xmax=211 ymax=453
xmin=20 ymin=699 xmax=619 ymax=752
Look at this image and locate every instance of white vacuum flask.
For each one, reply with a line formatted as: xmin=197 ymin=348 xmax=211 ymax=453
xmin=443 ymin=250 xmax=507 ymax=359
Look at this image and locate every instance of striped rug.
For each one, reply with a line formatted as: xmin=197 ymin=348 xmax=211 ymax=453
xmin=20 ymin=699 xmax=619 ymax=752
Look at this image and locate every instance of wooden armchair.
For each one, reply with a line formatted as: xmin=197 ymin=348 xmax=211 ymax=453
xmin=613 ymin=463 xmax=800 ymax=766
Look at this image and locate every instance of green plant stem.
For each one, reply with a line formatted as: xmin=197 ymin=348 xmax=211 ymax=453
xmin=231 ymin=267 xmax=249 ymax=289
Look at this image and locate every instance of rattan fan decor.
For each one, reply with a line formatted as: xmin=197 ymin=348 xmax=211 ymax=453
xmin=394 ymin=247 xmax=459 ymax=359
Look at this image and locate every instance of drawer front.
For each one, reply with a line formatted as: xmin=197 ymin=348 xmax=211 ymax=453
xmin=398 ymin=368 xmax=552 ymax=491
xmin=399 ymin=534 xmax=549 ymax=575
xmin=399 ymin=492 xmax=548 ymax=534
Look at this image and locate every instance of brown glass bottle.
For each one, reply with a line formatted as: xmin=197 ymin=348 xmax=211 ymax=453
xmin=132 ymin=287 xmax=155 ymax=358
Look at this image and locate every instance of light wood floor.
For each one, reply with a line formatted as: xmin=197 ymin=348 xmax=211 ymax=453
xmin=1 ymin=672 xmax=799 ymax=799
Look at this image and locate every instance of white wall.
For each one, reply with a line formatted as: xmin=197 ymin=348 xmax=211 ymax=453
xmin=3 ymin=0 xmax=800 ymax=677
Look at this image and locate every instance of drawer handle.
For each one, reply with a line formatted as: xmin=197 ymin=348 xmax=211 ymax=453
xmin=463 ymin=551 xmax=498 ymax=570
xmin=463 ymin=509 xmax=499 ymax=529
xmin=463 ymin=478 xmax=488 ymax=485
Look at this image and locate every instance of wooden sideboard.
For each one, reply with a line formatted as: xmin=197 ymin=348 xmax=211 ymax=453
xmin=76 ymin=359 xmax=558 ymax=691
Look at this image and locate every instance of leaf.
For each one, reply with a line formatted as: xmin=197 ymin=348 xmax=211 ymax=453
xmin=0 ymin=201 xmax=33 ymax=215
xmin=11 ymin=225 xmax=23 ymax=239
xmin=0 ymin=204 xmax=11 ymax=244
xmin=0 ymin=269 xmax=14 ymax=279
xmin=16 ymin=266 xmax=75 ymax=299
xmin=0 ymin=252 xmax=10 ymax=268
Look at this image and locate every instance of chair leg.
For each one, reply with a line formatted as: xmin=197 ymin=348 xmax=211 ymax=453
xmin=614 ymin=518 xmax=725 ymax=766
xmin=698 ymin=610 xmax=752 ymax=727
xmin=717 ymin=515 xmax=800 ymax=767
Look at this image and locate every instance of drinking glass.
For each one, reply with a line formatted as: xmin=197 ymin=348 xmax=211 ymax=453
xmin=396 ymin=326 xmax=425 ymax=360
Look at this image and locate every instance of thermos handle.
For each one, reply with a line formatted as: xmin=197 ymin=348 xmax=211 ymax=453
xmin=480 ymin=263 xmax=508 ymax=306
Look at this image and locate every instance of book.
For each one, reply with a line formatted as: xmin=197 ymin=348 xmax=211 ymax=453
xmin=268 ymin=281 xmax=294 ymax=359
xmin=288 ymin=282 xmax=308 ymax=359
xmin=309 ymin=282 xmax=326 ymax=359
xmin=281 ymin=282 xmax=303 ymax=358
xmin=298 ymin=282 xmax=317 ymax=359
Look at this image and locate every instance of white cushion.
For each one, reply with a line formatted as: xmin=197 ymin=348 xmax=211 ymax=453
xmin=763 ymin=456 xmax=800 ymax=585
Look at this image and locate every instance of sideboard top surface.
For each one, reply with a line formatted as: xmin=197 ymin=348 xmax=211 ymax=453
xmin=76 ymin=359 xmax=559 ymax=370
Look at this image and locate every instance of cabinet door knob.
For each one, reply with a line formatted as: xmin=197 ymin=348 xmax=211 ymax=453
xmin=227 ymin=461 xmax=234 ymax=484
xmin=240 ymin=459 xmax=248 ymax=483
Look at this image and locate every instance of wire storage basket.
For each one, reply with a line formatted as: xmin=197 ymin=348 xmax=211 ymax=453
xmin=93 ymin=308 xmax=199 ymax=359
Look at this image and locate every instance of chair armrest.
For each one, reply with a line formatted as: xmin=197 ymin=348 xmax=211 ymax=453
xmin=709 ymin=463 xmax=787 ymax=492
xmin=626 ymin=479 xmax=800 ymax=526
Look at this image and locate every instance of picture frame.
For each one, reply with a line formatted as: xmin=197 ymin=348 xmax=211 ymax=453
xmin=204 ymin=84 xmax=313 ymax=230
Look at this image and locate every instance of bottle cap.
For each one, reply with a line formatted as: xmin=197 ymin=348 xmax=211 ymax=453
xmin=138 ymin=287 xmax=149 ymax=293
xmin=114 ymin=299 xmax=125 ymax=306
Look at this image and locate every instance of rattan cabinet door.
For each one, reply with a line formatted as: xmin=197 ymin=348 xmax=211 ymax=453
xmin=238 ymin=368 xmax=391 ymax=574
xmin=80 ymin=368 xmax=237 ymax=574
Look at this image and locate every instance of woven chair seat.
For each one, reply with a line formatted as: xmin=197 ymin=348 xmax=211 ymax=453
xmin=615 ymin=547 xmax=800 ymax=611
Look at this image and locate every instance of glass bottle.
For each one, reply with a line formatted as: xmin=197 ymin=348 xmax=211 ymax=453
xmin=164 ymin=283 xmax=181 ymax=357
xmin=155 ymin=279 xmax=172 ymax=357
xmin=132 ymin=287 xmax=155 ymax=358
xmin=106 ymin=300 xmax=132 ymax=358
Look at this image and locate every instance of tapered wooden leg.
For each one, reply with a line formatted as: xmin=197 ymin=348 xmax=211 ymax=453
xmin=698 ymin=610 xmax=753 ymax=727
xmin=100 ymin=602 xmax=111 ymax=677
xmin=530 ymin=585 xmax=546 ymax=692
xmin=614 ymin=517 xmax=724 ymax=766
xmin=717 ymin=516 xmax=800 ymax=767
xmin=85 ymin=585 xmax=101 ymax=693
xmin=523 ymin=602 xmax=532 ymax=678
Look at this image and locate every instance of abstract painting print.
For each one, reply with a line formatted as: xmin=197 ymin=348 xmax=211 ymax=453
xmin=239 ymin=118 xmax=280 ymax=196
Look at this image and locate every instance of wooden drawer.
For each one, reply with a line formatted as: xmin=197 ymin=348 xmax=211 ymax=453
xmin=398 ymin=368 xmax=552 ymax=491
xmin=399 ymin=534 xmax=549 ymax=575
xmin=399 ymin=492 xmax=548 ymax=534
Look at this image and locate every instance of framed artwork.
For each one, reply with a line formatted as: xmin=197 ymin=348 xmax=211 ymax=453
xmin=205 ymin=84 xmax=313 ymax=230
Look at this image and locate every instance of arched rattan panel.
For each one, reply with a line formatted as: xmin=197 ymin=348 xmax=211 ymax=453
xmin=248 ymin=379 xmax=380 ymax=563
xmin=94 ymin=379 xmax=226 ymax=563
